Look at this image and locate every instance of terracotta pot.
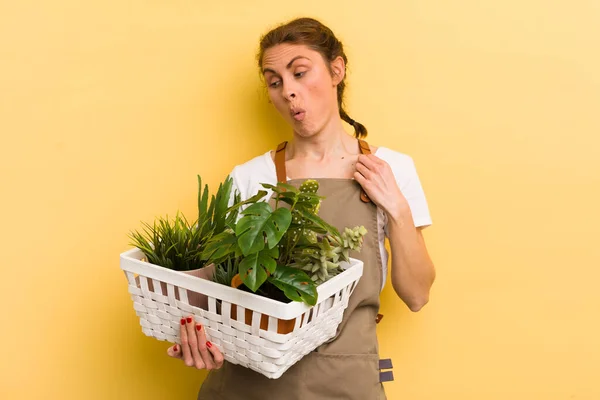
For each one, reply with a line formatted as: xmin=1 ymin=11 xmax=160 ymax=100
xmin=228 ymin=272 xmax=306 ymax=334
xmin=227 ymin=304 xmax=303 ymax=334
xmin=136 ymin=264 xmax=215 ymax=310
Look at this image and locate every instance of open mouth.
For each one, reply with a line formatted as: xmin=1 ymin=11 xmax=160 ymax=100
xmin=291 ymin=108 xmax=306 ymax=121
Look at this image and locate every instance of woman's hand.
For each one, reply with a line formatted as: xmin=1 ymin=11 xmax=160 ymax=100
xmin=167 ymin=315 xmax=224 ymax=370
xmin=354 ymin=154 xmax=410 ymax=221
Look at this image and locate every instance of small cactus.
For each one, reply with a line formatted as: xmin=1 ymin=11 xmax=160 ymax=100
xmin=299 ymin=179 xmax=319 ymax=194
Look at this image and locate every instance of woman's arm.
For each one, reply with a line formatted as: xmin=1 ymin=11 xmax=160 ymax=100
xmin=355 ymin=153 xmax=435 ymax=311
xmin=386 ymin=206 xmax=435 ymax=311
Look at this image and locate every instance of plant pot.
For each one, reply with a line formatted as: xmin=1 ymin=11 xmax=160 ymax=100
xmin=226 ymin=276 xmax=312 ymax=334
xmin=121 ymin=247 xmax=363 ymax=379
xmin=226 ymin=304 xmax=301 ymax=334
xmin=134 ymin=263 xmax=215 ymax=309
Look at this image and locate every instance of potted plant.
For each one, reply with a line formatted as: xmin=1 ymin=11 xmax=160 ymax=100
xmin=120 ymin=176 xmax=366 ymax=379
xmin=127 ymin=175 xmax=239 ymax=308
xmin=201 ymin=179 xmax=367 ymax=332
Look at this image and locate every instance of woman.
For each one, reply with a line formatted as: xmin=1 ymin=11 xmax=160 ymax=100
xmin=167 ymin=17 xmax=436 ymax=399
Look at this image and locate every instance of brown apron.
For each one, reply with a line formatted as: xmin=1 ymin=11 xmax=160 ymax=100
xmin=198 ymin=140 xmax=387 ymax=399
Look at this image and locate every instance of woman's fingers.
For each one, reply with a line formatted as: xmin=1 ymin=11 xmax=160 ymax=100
xmin=355 ymin=160 xmax=372 ymax=180
xmin=207 ymin=340 xmax=225 ymax=369
xmin=173 ymin=315 xmax=224 ymax=370
xmin=179 ymin=317 xmax=194 ymax=367
xmin=184 ymin=316 xmax=206 ymax=369
xmin=195 ymin=323 xmax=217 ymax=370
xmin=358 ymin=154 xmax=382 ymax=170
xmin=167 ymin=343 xmax=182 ymax=359
xmin=194 ymin=322 xmax=224 ymax=369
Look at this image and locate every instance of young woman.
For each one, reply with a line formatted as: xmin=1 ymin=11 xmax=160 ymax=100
xmin=167 ymin=17 xmax=436 ymax=399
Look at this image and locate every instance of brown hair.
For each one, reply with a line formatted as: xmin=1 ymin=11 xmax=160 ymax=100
xmin=257 ymin=17 xmax=367 ymax=139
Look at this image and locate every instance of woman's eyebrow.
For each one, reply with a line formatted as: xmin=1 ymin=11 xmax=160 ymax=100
xmin=263 ymin=56 xmax=310 ymax=75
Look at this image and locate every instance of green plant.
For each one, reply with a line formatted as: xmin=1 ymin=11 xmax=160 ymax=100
xmin=128 ymin=175 xmax=240 ymax=271
xmin=128 ymin=211 xmax=205 ymax=271
xmin=289 ymin=226 xmax=368 ymax=284
xmin=212 ymin=258 xmax=240 ymax=287
xmin=202 ymin=179 xmax=367 ymax=306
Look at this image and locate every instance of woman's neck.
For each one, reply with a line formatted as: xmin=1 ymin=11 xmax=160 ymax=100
xmin=289 ymin=118 xmax=358 ymax=161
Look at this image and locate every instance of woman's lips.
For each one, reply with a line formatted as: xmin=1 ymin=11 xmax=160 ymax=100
xmin=291 ymin=108 xmax=306 ymax=121
xmin=293 ymin=111 xmax=306 ymax=121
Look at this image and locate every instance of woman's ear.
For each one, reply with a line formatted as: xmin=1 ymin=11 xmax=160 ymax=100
xmin=330 ymin=56 xmax=346 ymax=85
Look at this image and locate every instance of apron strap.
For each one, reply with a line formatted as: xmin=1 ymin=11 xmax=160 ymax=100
xmin=274 ymin=140 xmax=373 ymax=205
xmin=275 ymin=141 xmax=288 ymax=183
xmin=358 ymin=139 xmax=372 ymax=203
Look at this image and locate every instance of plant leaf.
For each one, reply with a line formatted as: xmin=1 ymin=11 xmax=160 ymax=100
xmin=201 ymin=230 xmax=238 ymax=263
xmin=225 ymin=190 xmax=268 ymax=215
xmin=261 ymin=182 xmax=298 ymax=193
xmin=268 ymin=265 xmax=318 ymax=306
xmin=238 ymin=250 xmax=278 ymax=292
xmin=296 ymin=208 xmax=340 ymax=237
xmin=225 ymin=189 xmax=242 ymax=229
xmin=213 ymin=178 xmax=233 ymax=234
xmin=197 ymin=175 xmax=209 ymax=220
xmin=236 ymin=202 xmax=291 ymax=255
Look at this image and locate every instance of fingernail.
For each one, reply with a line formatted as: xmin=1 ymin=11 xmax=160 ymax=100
xmin=206 ymin=341 xmax=212 ymax=348
xmin=186 ymin=317 xmax=192 ymax=323
xmin=180 ymin=318 xmax=186 ymax=325
xmin=196 ymin=324 xmax=202 ymax=331
xmin=173 ymin=345 xmax=178 ymax=352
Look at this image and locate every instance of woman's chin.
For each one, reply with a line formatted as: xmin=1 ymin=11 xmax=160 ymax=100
xmin=291 ymin=121 xmax=322 ymax=138
xmin=293 ymin=128 xmax=318 ymax=138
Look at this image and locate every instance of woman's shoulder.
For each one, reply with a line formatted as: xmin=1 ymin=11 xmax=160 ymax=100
xmin=231 ymin=151 xmax=274 ymax=176
xmin=371 ymin=145 xmax=426 ymax=190
xmin=373 ymin=146 xmax=416 ymax=169
xmin=229 ymin=150 xmax=277 ymax=197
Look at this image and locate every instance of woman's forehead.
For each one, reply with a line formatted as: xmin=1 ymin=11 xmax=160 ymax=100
xmin=262 ymin=44 xmax=317 ymax=71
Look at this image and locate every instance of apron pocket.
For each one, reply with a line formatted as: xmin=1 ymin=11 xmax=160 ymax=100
xmin=301 ymin=352 xmax=385 ymax=400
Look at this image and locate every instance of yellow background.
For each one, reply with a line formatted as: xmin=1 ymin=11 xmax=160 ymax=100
xmin=1 ymin=1 xmax=599 ymax=399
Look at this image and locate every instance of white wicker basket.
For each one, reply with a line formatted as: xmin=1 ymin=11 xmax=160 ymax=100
xmin=120 ymin=248 xmax=363 ymax=379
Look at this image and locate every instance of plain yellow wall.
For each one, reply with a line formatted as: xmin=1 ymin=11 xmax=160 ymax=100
xmin=1 ymin=1 xmax=599 ymax=399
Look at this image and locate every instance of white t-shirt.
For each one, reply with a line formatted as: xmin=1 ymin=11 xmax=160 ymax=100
xmin=228 ymin=147 xmax=432 ymax=291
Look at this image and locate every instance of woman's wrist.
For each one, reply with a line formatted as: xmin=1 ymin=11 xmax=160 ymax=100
xmin=385 ymin=200 xmax=413 ymax=229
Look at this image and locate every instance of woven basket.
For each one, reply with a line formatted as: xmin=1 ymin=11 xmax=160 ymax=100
xmin=120 ymin=248 xmax=363 ymax=379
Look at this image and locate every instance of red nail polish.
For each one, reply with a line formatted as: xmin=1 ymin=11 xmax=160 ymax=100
xmin=180 ymin=318 xmax=186 ymax=325
xmin=173 ymin=345 xmax=178 ymax=352
xmin=196 ymin=324 xmax=202 ymax=331
xmin=186 ymin=317 xmax=192 ymax=323
xmin=206 ymin=341 xmax=212 ymax=348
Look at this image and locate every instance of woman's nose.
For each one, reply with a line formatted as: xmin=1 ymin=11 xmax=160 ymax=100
xmin=285 ymin=89 xmax=296 ymax=101
xmin=282 ymin=80 xmax=297 ymax=101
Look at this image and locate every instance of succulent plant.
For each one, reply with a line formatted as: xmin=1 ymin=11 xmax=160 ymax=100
xmin=289 ymin=225 xmax=367 ymax=285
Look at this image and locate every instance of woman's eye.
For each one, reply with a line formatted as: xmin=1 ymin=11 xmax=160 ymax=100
xmin=295 ymin=71 xmax=306 ymax=78
xmin=269 ymin=80 xmax=281 ymax=88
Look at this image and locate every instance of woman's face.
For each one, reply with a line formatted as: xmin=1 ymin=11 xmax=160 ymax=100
xmin=262 ymin=44 xmax=344 ymax=137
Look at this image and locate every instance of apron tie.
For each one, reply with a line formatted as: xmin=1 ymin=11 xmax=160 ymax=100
xmin=379 ymin=358 xmax=394 ymax=383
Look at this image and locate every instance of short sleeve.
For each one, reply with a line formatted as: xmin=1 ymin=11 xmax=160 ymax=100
xmin=381 ymin=150 xmax=432 ymax=235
